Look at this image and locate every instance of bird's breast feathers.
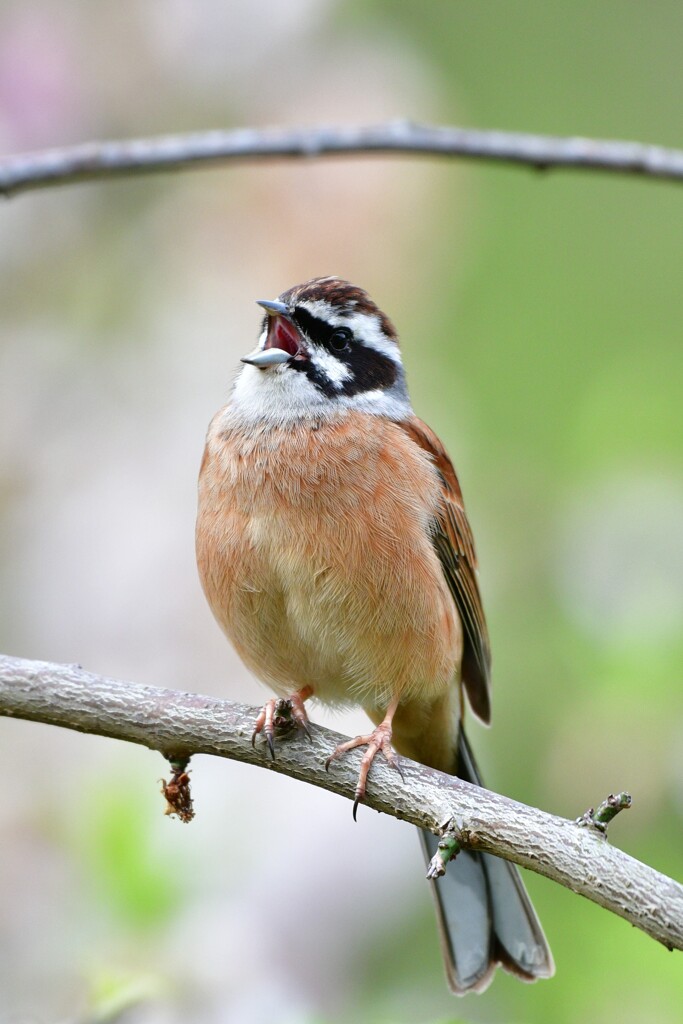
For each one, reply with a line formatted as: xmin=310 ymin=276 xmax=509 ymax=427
xmin=196 ymin=409 xmax=463 ymax=706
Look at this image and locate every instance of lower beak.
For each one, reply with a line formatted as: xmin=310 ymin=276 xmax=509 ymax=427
xmin=241 ymin=347 xmax=291 ymax=367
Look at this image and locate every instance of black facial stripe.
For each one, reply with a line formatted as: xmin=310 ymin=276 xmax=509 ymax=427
xmin=340 ymin=344 xmax=398 ymax=395
xmin=292 ymin=306 xmax=338 ymax=349
xmin=289 ymin=358 xmax=340 ymax=399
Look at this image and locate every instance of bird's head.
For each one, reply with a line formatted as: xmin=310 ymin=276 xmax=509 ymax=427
xmin=233 ymin=277 xmax=412 ymax=423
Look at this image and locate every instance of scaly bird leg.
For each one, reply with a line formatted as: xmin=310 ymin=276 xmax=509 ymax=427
xmin=325 ymin=696 xmax=404 ymax=820
xmin=251 ymin=686 xmax=313 ymax=759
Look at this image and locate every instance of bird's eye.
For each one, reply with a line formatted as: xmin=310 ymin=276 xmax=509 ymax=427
xmin=329 ymin=328 xmax=352 ymax=352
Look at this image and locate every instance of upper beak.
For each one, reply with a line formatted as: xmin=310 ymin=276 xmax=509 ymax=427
xmin=241 ymin=298 xmax=303 ymax=367
xmin=255 ymin=299 xmax=289 ymax=317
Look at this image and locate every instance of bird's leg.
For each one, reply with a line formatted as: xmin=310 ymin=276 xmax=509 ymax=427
xmin=325 ymin=695 xmax=403 ymax=819
xmin=251 ymin=685 xmax=313 ymax=759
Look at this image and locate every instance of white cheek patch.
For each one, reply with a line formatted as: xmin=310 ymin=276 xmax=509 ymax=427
xmin=310 ymin=346 xmax=353 ymax=389
xmin=353 ymin=388 xmax=382 ymax=403
xmin=296 ymin=300 xmax=403 ymax=367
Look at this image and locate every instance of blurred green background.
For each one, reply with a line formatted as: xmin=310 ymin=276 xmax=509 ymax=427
xmin=1 ymin=3 xmax=681 ymax=1022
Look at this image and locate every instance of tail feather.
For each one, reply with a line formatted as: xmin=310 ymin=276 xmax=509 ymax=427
xmin=420 ymin=727 xmax=554 ymax=994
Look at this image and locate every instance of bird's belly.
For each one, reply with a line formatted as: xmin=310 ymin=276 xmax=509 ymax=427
xmin=225 ymin=528 xmax=359 ymax=703
xmin=196 ymin=416 xmax=463 ymax=707
xmin=225 ymin=533 xmax=458 ymax=707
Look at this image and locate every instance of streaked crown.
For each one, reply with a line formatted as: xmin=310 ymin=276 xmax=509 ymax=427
xmin=280 ymin=276 xmax=399 ymax=345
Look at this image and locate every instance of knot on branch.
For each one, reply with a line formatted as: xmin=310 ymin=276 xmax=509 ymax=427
xmin=426 ymin=822 xmax=462 ymax=879
xmin=576 ymin=792 xmax=632 ymax=836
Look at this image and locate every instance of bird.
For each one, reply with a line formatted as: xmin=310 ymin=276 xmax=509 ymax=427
xmin=195 ymin=276 xmax=554 ymax=993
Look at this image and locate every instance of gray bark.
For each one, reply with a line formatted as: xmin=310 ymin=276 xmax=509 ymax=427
xmin=1 ymin=653 xmax=681 ymax=953
xmin=3 ymin=122 xmax=683 ymax=198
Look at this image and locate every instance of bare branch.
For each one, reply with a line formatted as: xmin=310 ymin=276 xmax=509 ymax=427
xmin=2 ymin=122 xmax=683 ymax=199
xmin=1 ymin=652 xmax=682 ymax=954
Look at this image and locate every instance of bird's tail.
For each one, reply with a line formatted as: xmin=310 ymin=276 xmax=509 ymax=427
xmin=419 ymin=727 xmax=554 ymax=994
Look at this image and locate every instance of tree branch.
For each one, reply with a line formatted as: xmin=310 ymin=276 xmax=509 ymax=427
xmin=2 ymin=122 xmax=683 ymax=198
xmin=1 ymin=652 xmax=681 ymax=954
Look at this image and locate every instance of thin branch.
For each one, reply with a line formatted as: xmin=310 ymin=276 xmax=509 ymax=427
xmin=1 ymin=652 xmax=682 ymax=954
xmin=3 ymin=122 xmax=683 ymax=199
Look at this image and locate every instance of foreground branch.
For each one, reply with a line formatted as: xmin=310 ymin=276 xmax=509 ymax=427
xmin=3 ymin=122 xmax=683 ymax=198
xmin=1 ymin=653 xmax=682 ymax=953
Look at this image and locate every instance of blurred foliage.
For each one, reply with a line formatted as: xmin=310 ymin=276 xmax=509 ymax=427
xmin=85 ymin=968 xmax=161 ymax=1023
xmin=73 ymin=770 xmax=188 ymax=930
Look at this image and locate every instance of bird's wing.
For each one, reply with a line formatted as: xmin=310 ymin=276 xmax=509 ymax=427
xmin=399 ymin=416 xmax=492 ymax=723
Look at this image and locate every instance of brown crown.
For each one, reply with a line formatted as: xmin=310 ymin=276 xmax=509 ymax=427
xmin=279 ymin=277 xmax=398 ymax=343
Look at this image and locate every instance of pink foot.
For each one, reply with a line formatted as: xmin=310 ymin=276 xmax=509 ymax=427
xmin=251 ymin=689 xmax=312 ymax=759
xmin=325 ymin=720 xmax=404 ymax=820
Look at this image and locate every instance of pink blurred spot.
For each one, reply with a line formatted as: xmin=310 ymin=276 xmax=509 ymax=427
xmin=0 ymin=11 xmax=83 ymax=149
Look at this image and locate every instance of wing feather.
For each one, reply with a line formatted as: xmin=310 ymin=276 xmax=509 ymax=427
xmin=399 ymin=416 xmax=491 ymax=723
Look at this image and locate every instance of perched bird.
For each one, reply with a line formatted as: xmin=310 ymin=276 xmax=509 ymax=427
xmin=196 ymin=277 xmax=554 ymax=993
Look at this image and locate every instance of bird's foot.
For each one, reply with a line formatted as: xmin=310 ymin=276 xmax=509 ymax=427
xmin=325 ymin=721 xmax=404 ymax=820
xmin=251 ymin=689 xmax=312 ymax=759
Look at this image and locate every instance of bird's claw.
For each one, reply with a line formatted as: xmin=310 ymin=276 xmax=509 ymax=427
xmin=251 ymin=699 xmax=278 ymax=759
xmin=252 ymin=693 xmax=312 ymax=758
xmin=325 ymin=722 xmax=402 ymax=820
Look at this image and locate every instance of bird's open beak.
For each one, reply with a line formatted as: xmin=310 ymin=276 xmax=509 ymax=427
xmin=241 ymin=299 xmax=304 ymax=367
